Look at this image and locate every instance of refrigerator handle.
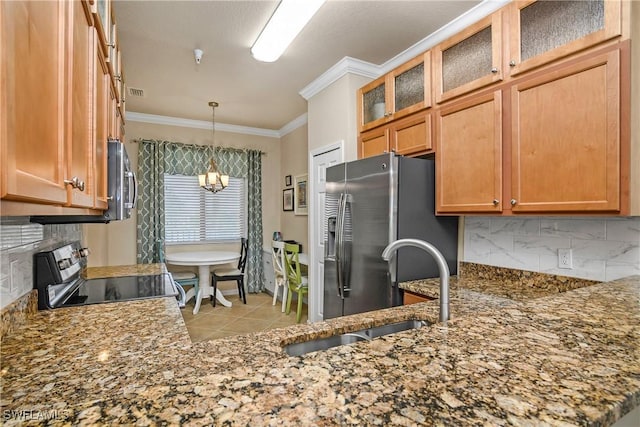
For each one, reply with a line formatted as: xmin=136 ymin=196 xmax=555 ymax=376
xmin=335 ymin=193 xmax=345 ymax=298
xmin=341 ymin=193 xmax=352 ymax=295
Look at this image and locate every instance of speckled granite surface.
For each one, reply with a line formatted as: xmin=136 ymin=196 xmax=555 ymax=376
xmin=0 ymin=290 xmax=37 ymax=341
xmin=402 ymin=262 xmax=601 ymax=303
xmin=1 ymin=265 xmax=638 ymax=426
xmin=82 ymin=263 xmax=167 ymax=279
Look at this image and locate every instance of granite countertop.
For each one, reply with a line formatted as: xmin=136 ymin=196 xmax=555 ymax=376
xmin=1 ymin=265 xmax=639 ymax=426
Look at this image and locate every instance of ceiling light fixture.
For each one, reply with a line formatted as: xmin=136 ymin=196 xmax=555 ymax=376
xmin=251 ymin=0 xmax=326 ymax=62
xmin=199 ymin=102 xmax=229 ymax=193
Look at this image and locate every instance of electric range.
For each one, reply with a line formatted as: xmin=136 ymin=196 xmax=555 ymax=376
xmin=34 ymin=242 xmax=180 ymax=310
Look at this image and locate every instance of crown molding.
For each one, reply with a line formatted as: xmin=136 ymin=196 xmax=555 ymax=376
xmin=299 ymin=56 xmax=380 ymax=100
xmin=126 ymin=111 xmax=282 ymax=138
xmin=380 ymin=0 xmax=510 ymax=73
xmin=299 ymin=0 xmax=510 ymax=100
xmin=279 ymin=113 xmax=308 ymax=137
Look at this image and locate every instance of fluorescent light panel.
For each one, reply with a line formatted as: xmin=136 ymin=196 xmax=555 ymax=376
xmin=251 ymin=0 xmax=326 ymax=62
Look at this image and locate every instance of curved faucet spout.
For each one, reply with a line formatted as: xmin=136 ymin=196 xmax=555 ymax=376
xmin=382 ymin=238 xmax=450 ymax=322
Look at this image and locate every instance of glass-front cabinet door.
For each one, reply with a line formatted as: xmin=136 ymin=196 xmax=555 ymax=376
xmin=508 ymin=0 xmax=622 ymax=77
xmin=91 ymin=0 xmax=111 ymax=56
xmin=434 ymin=12 xmax=503 ymax=103
xmin=391 ymin=51 xmax=431 ymax=120
xmin=357 ymin=52 xmax=430 ymax=133
xmin=358 ymin=76 xmax=387 ymax=132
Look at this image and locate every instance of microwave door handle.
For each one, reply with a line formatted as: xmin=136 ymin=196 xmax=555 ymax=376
xmin=125 ymin=171 xmax=137 ymax=209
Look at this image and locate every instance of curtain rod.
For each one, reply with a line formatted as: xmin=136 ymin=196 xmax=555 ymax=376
xmin=130 ymin=139 xmax=266 ymax=155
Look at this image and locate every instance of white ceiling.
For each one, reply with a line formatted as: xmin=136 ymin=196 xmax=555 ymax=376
xmin=113 ymin=0 xmax=485 ymax=132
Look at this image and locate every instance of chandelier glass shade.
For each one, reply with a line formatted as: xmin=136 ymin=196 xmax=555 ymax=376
xmin=199 ymin=159 xmax=229 ymax=193
xmin=199 ymin=101 xmax=229 ymax=193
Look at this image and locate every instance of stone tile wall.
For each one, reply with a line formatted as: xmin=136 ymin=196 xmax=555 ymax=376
xmin=463 ymin=216 xmax=640 ymax=282
xmin=0 ymin=217 xmax=82 ymax=310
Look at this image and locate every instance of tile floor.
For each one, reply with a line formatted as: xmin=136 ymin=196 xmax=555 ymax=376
xmin=180 ymin=292 xmax=308 ymax=342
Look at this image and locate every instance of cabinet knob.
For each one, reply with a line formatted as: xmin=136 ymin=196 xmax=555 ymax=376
xmin=509 ymin=60 xmax=516 ymax=67
xmin=492 ymin=199 xmax=499 ymax=206
xmin=510 ymin=199 xmax=517 ymax=206
xmin=384 ymin=112 xmax=392 ymax=117
xmin=64 ymin=177 xmax=85 ymax=192
xmin=491 ymin=67 xmax=499 ymax=74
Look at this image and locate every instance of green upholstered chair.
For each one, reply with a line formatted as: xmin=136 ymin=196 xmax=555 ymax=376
xmin=156 ymin=240 xmax=199 ymax=305
xmin=284 ymin=242 xmax=308 ymax=323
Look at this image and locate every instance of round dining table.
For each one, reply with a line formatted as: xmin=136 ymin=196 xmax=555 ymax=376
xmin=164 ymin=251 xmax=240 ymax=314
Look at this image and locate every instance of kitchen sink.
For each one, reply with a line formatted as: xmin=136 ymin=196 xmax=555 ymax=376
xmin=284 ymin=319 xmax=428 ymax=357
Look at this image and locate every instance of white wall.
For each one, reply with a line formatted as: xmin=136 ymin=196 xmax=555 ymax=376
xmin=279 ymin=124 xmax=309 ymax=251
xmin=464 ymin=216 xmax=640 ymax=282
xmin=308 ymin=73 xmax=371 ymax=160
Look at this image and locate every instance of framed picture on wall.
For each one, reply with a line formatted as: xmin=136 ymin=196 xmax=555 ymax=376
xmin=294 ymin=174 xmax=308 ymax=216
xmin=285 ymin=175 xmax=292 ymax=187
xmin=283 ymin=188 xmax=294 ymax=211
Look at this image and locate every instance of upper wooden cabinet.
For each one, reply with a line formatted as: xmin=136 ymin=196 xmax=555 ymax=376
xmin=357 ymin=52 xmax=431 ymax=133
xmin=507 ymin=0 xmax=622 ymax=77
xmin=358 ymin=110 xmax=433 ymax=159
xmin=1 ymin=0 xmax=125 ymax=215
xmin=1 ymin=1 xmax=69 ymax=206
xmin=436 ymin=91 xmax=503 ymax=214
xmin=67 ymin=0 xmax=96 ymax=208
xmin=436 ymin=41 xmax=629 ymax=215
xmin=91 ymin=0 xmax=111 ymax=57
xmin=510 ymin=47 xmax=623 ymax=213
xmin=434 ymin=12 xmax=504 ymax=104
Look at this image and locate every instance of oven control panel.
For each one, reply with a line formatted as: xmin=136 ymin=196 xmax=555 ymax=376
xmin=34 ymin=242 xmax=90 ymax=309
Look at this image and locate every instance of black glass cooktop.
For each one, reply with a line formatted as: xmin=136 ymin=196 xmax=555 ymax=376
xmin=61 ymin=273 xmax=177 ymax=307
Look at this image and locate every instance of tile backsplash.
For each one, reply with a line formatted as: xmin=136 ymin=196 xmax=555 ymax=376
xmin=463 ymin=216 xmax=640 ymax=282
xmin=0 ymin=217 xmax=82 ymax=310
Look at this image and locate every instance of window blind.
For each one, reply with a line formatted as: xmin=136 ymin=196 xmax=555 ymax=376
xmin=164 ymin=174 xmax=246 ymax=244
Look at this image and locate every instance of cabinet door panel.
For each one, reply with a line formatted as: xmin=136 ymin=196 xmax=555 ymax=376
xmin=94 ymin=41 xmax=109 ymax=210
xmin=511 ymin=49 xmax=621 ymax=212
xmin=358 ymin=76 xmax=387 ymax=132
xmin=435 ymin=13 xmax=503 ymax=103
xmin=391 ymin=112 xmax=432 ymax=157
xmin=67 ymin=0 xmax=95 ymax=208
xmin=1 ymin=1 xmax=68 ymax=204
xmin=436 ymin=92 xmax=502 ymax=213
xmin=358 ymin=128 xmax=389 ymax=159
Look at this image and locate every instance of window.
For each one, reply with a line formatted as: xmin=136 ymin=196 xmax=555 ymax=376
xmin=164 ymin=174 xmax=247 ymax=244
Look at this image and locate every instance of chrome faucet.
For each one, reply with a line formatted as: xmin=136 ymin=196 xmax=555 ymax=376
xmin=382 ymin=238 xmax=450 ymax=322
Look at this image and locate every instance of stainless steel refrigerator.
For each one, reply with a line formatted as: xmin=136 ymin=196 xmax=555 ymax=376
xmin=323 ymin=153 xmax=458 ymax=319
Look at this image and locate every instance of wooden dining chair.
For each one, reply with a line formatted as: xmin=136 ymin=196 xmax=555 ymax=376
xmin=283 ymin=242 xmax=308 ymax=323
xmin=156 ymin=240 xmax=199 ymax=304
xmin=271 ymin=240 xmax=288 ymax=312
xmin=211 ymin=238 xmax=248 ymax=307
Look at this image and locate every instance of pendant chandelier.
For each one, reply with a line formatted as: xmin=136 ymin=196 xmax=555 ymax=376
xmin=198 ymin=101 xmax=229 ymax=193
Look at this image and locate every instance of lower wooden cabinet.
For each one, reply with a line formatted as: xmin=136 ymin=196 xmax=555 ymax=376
xmin=403 ymin=290 xmax=435 ymax=305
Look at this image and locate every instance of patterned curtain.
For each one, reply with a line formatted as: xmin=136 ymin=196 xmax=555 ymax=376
xmin=136 ymin=140 xmax=264 ymax=292
xmin=214 ymin=147 xmax=264 ymax=293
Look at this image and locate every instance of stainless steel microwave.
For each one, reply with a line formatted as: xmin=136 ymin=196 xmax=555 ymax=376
xmin=31 ymin=140 xmax=138 ymax=224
